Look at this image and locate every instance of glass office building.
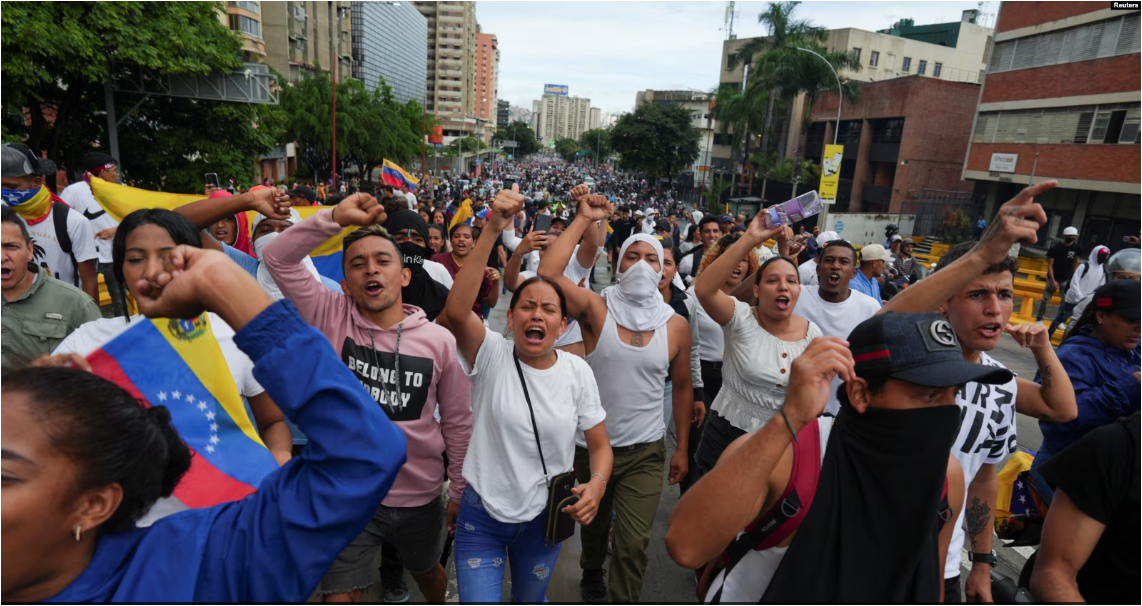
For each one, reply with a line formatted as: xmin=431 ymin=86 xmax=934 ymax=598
xmin=351 ymin=1 xmax=427 ymax=105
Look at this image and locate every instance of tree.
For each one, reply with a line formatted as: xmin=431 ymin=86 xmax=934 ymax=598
xmin=578 ymin=128 xmax=611 ymax=164
xmin=609 ymin=103 xmax=700 ymax=187
xmin=493 ymin=120 xmax=539 ymax=157
xmin=711 ymin=83 xmax=771 ymax=193
xmin=1 ymin=1 xmax=246 ymax=178
xmin=703 ymin=178 xmax=733 ymax=213
xmin=554 ymin=138 xmax=582 ymax=163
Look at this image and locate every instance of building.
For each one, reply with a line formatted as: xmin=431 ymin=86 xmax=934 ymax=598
xmin=534 ymin=92 xmax=592 ymax=142
xmin=588 ymin=107 xmax=602 ymax=130
xmin=222 ymin=1 xmax=266 ymax=62
xmin=350 ymin=1 xmax=427 ymax=105
xmin=714 ymin=10 xmax=992 ymax=175
xmin=261 ymin=1 xmax=353 ymax=84
xmin=803 ymin=76 xmax=981 ymax=213
xmin=963 ymin=2 xmax=1140 ymax=253
xmin=413 ymin=1 xmax=484 ymax=141
xmin=474 ymin=30 xmax=499 ymax=123
xmin=508 ymin=104 xmax=532 ymax=125
xmin=496 ymin=99 xmax=510 ymax=128
xmin=635 ymin=90 xmax=716 ymax=181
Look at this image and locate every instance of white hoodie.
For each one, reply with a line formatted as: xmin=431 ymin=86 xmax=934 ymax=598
xmin=1064 ymin=245 xmax=1109 ymax=304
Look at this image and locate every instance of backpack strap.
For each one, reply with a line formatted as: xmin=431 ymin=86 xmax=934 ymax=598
xmin=51 ymin=200 xmax=79 ymax=285
xmin=937 ymin=477 xmax=953 ymax=532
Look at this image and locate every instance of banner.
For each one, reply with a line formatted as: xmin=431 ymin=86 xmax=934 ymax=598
xmin=819 ymin=144 xmax=844 ymax=201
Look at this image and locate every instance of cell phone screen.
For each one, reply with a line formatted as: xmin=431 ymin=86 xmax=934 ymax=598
xmin=204 ymin=173 xmax=220 ymax=187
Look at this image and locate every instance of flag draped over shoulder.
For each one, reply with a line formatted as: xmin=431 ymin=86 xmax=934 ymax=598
xmin=448 ymin=198 xmax=472 ymax=230
xmin=88 ymin=177 xmax=353 ymax=282
xmin=381 ymin=159 xmax=419 ymax=191
xmin=86 ymin=314 xmax=279 ymax=509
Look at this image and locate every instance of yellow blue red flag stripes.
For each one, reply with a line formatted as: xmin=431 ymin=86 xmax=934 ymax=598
xmin=86 ymin=314 xmax=279 ymax=509
xmin=381 ymin=159 xmax=420 ymax=191
xmin=88 ymin=177 xmax=353 ymax=282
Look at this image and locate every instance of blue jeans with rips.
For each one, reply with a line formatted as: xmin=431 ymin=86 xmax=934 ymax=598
xmin=453 ymin=485 xmax=562 ymax=603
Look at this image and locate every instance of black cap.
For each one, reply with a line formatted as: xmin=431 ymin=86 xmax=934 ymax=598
xmin=2 ymin=143 xmax=55 ymax=178
xmin=1092 ymin=280 xmax=1140 ymax=322
xmin=847 ymin=312 xmax=1013 ymax=387
xmin=287 ymin=185 xmax=316 ymax=204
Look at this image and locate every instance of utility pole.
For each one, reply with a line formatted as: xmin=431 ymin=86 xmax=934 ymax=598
xmin=331 ymin=3 xmax=341 ymax=189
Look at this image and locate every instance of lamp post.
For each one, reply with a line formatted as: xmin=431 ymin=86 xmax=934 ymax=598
xmin=796 ymin=46 xmax=841 ymax=231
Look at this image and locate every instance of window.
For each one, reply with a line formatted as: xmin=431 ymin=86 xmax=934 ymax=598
xmin=973 ymin=103 xmax=1141 ymax=145
xmin=933 ymin=62 xmax=943 ymax=77
xmin=228 ymin=0 xmax=259 ymax=14
xmin=852 ymin=47 xmax=862 ymax=63
xmin=228 ymin=14 xmax=261 ymax=37
xmin=989 ymin=13 xmax=1140 ymax=73
xmin=869 ymin=50 xmax=879 ymax=67
xmin=918 ymin=60 xmax=927 ymax=75
xmin=901 ymin=57 xmax=912 ymax=72
xmin=726 ymin=53 xmax=737 ymax=70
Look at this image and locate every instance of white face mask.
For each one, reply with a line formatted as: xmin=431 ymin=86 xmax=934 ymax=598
xmin=617 ymin=259 xmax=661 ymax=305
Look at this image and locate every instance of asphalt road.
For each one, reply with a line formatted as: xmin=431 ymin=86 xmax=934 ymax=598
xmin=349 ymin=255 xmax=1045 ymax=603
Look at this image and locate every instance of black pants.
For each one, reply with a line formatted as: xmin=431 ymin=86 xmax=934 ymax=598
xmin=944 ymin=575 xmax=962 ymax=603
xmin=681 ymin=360 xmax=725 ymax=493
xmin=695 ymin=410 xmax=746 ymax=475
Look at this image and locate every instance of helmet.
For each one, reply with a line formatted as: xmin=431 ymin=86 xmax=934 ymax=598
xmin=885 ymin=223 xmax=900 ymax=237
xmin=1107 ymin=248 xmax=1141 ymax=276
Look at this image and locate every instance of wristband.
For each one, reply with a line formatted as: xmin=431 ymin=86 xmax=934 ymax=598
xmin=780 ymin=408 xmax=800 ymax=443
xmin=590 ymin=472 xmax=607 ymax=490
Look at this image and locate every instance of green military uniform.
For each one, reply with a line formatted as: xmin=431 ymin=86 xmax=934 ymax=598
xmin=2 ymin=264 xmax=101 ymax=374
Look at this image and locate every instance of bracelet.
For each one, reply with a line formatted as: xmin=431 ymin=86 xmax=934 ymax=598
xmin=590 ymin=472 xmax=607 ymax=490
xmin=780 ymin=408 xmax=800 ymax=443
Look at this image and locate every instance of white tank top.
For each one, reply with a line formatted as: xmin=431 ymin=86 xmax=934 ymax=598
xmin=581 ymin=312 xmax=669 ymax=448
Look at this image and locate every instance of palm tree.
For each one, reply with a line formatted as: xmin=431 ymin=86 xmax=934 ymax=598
xmin=711 ymin=83 xmax=769 ymax=195
xmin=729 ymin=2 xmax=860 ymax=163
xmin=703 ymin=177 xmax=732 ymax=213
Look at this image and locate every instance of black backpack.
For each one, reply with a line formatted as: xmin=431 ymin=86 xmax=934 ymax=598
xmin=51 ymin=200 xmax=80 ymax=286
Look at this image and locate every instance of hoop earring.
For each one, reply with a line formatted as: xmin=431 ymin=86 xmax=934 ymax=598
xmin=75 ymin=525 xmax=82 ymax=542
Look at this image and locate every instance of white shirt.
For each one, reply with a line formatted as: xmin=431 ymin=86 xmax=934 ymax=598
xmin=459 ymin=328 xmax=605 ymax=523
xmin=60 ymin=180 xmax=119 ymax=264
xmin=686 ymin=286 xmax=725 ymax=362
xmin=797 ymin=259 xmax=818 ymax=285
xmin=424 ymin=259 xmax=454 ymax=288
xmin=792 ymin=286 xmax=881 ymax=414
xmin=405 ymin=191 xmax=417 ymax=210
xmin=713 ymin=300 xmax=821 ymax=432
xmin=53 ymin=313 xmax=265 ymax=399
xmin=14 ymin=202 xmax=98 ymax=289
xmin=945 ymin=352 xmax=1018 ymax=579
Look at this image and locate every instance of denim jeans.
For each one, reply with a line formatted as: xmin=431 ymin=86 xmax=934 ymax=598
xmin=1029 ymin=446 xmax=1056 ymax=506
xmin=1047 ymin=302 xmax=1076 ymax=337
xmin=454 ymin=485 xmax=562 ymax=603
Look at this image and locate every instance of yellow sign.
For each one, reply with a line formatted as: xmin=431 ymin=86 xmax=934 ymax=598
xmin=819 ymin=144 xmax=844 ymax=201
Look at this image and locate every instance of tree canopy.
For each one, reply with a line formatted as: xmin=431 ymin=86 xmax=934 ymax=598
xmin=553 ymin=138 xmax=582 ymax=163
xmin=609 ymin=103 xmax=700 ymax=183
xmin=578 ymin=129 xmax=611 ymax=164
xmin=493 ymin=120 xmax=539 ymax=157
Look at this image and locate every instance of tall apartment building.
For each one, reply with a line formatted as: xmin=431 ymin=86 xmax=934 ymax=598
xmin=475 ymin=30 xmax=499 ymax=123
xmin=534 ymin=94 xmax=592 ymax=142
xmin=714 ymin=10 xmax=992 ymax=171
xmin=222 ymin=1 xmax=266 ymax=62
xmin=497 ymin=99 xmax=510 ymax=128
xmin=588 ymin=107 xmax=602 ymax=130
xmin=963 ymin=2 xmax=1140 ymax=253
xmin=350 ymin=1 xmax=427 ymax=104
xmin=413 ymin=1 xmax=481 ymax=140
xmin=261 ymin=1 xmax=352 ymax=84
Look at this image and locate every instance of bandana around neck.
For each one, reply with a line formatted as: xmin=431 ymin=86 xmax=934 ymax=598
xmin=2 ymin=185 xmax=53 ymax=224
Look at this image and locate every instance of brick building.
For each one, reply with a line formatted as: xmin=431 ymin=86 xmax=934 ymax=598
xmin=963 ymin=2 xmax=1140 ymax=253
xmin=804 ymin=76 xmax=981 ymax=213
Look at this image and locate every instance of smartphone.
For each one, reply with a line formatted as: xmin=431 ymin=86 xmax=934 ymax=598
xmin=534 ymin=213 xmax=553 ymax=234
xmin=503 ymin=174 xmax=519 ymax=191
xmin=204 ymin=172 xmax=220 ymax=188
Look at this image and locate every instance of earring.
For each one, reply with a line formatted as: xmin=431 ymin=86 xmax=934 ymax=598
xmin=75 ymin=525 xmax=82 ymax=542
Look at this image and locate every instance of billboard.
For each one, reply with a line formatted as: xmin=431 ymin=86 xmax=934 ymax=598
xmin=544 ymin=84 xmax=569 ymax=96
xmin=819 ymin=144 xmax=843 ymax=202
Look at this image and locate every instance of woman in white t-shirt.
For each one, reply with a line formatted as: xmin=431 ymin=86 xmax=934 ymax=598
xmin=692 ymin=218 xmax=821 ymax=474
xmin=46 ymin=210 xmax=293 ymax=483
xmin=439 ymin=188 xmax=612 ymax=603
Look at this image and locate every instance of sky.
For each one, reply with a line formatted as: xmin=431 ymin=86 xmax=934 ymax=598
xmin=475 ymin=0 xmax=993 ymax=114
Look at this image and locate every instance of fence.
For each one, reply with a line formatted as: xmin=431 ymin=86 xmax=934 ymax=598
xmin=911 ymin=189 xmax=986 ymax=244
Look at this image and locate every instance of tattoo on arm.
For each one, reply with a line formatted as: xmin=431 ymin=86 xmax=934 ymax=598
xmin=965 ymin=497 xmax=991 ymax=550
xmin=1039 ymin=364 xmax=1052 ymax=390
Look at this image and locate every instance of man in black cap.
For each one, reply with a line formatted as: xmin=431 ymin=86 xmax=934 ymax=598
xmin=287 ymin=185 xmax=317 ymax=206
xmin=60 ymin=152 xmax=125 ymax=314
xmin=668 ymin=312 xmax=1015 ymax=602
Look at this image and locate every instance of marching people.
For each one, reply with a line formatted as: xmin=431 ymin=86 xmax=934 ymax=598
xmin=1048 ymin=244 xmax=1111 ymax=339
xmin=433 ymin=222 xmax=500 ymax=317
xmin=1036 ymin=226 xmax=1082 ymax=322
xmin=438 ymin=185 xmax=612 ymax=603
xmin=259 ymin=194 xmax=473 ymax=603
xmin=1 ymin=246 xmax=409 ymax=602
xmin=59 ymin=152 xmax=126 ymax=315
xmin=539 ymin=188 xmax=694 ymax=604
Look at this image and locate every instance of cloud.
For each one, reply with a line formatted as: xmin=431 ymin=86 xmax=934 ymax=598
xmin=475 ymin=0 xmax=989 ymax=113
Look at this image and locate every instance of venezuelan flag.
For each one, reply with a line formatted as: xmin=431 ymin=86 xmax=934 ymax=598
xmin=448 ymin=198 xmax=473 ymax=231
xmin=85 ymin=314 xmax=279 ymax=509
xmin=381 ymin=159 xmax=419 ymax=191
xmin=89 ymin=177 xmax=353 ymax=283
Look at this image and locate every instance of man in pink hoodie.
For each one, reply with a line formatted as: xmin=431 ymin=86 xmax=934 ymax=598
xmin=262 ymin=193 xmax=471 ymax=603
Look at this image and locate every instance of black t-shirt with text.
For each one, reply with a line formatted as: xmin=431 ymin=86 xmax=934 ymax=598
xmin=1046 ymin=242 xmax=1082 ymax=283
xmin=1040 ymin=413 xmax=1139 ymax=604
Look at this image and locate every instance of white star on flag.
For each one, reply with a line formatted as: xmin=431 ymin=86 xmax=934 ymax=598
xmin=210 ymin=423 xmax=218 ymax=432
xmin=1018 ymin=494 xmax=1026 ymax=504
xmin=157 ymin=391 xmax=167 ymax=402
xmin=1016 ymin=480 xmax=1023 ymax=489
xmin=186 ymin=394 xmax=195 ymax=404
xmin=172 ymin=390 xmax=182 ymax=400
xmin=210 ymin=435 xmax=220 ymax=445
xmin=206 ymin=445 xmax=215 ymax=453
xmin=198 ymin=402 xmax=207 ymax=411
xmin=206 ymin=411 xmax=215 ymax=421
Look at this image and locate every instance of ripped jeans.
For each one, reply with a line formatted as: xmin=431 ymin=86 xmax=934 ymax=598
xmin=454 ymin=485 xmax=562 ymax=603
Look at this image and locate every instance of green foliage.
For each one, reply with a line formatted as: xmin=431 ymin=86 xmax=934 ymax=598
xmin=443 ymin=136 xmax=487 ymax=157
xmin=578 ymin=129 xmax=611 ymax=163
xmin=493 ymin=120 xmax=539 ymax=157
xmin=703 ymin=178 xmax=733 ymax=212
xmin=1 ymin=1 xmax=247 ymax=179
xmin=609 ymin=103 xmax=700 ymax=183
xmin=554 ymin=138 xmax=582 ymax=163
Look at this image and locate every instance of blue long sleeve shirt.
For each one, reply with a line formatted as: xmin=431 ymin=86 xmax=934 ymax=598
xmin=1038 ymin=331 xmax=1141 ymax=455
xmin=45 ymin=300 xmax=407 ymax=603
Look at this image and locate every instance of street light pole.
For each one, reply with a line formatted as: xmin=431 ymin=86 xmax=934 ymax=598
xmin=796 ymin=46 xmax=841 ymax=232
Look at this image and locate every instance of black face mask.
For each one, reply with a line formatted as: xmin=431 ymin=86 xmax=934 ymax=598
xmin=399 ymin=241 xmax=430 ymax=270
xmin=1064 ymin=237 xmax=1076 ymax=244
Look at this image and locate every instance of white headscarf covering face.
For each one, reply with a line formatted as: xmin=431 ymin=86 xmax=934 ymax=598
xmin=602 ymin=234 xmax=677 ymax=331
